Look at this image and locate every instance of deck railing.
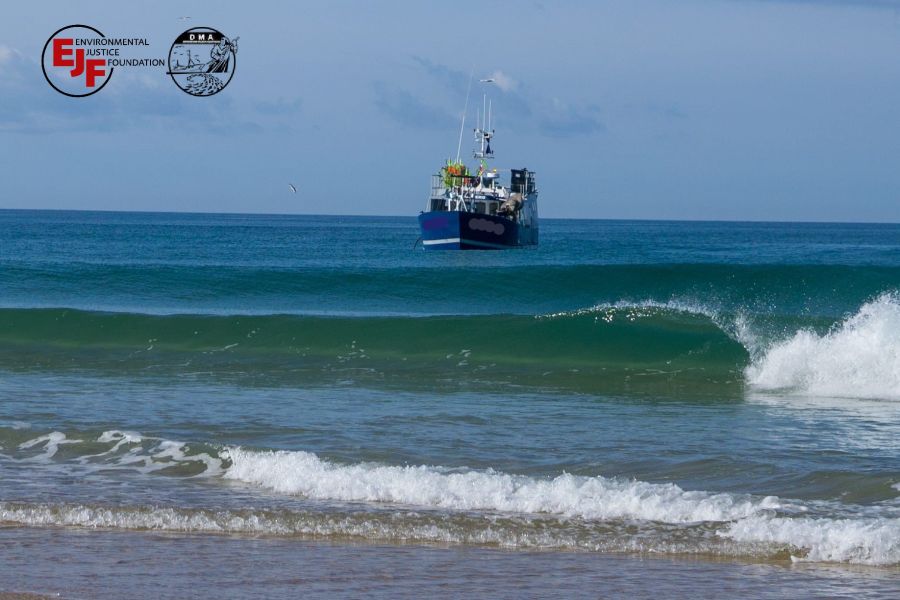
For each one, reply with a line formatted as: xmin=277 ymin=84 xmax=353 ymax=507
xmin=430 ymin=174 xmax=446 ymax=199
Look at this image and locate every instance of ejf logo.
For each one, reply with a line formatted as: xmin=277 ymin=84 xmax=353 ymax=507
xmin=42 ymin=25 xmax=113 ymax=97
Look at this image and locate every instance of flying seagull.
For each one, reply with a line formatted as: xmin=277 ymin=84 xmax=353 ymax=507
xmin=288 ymin=183 xmax=297 ymax=193
xmin=479 ymin=78 xmax=495 ymax=83
xmin=178 ymin=16 xmax=192 ymax=21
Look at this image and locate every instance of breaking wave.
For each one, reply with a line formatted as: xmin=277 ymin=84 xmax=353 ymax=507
xmin=746 ymin=293 xmax=900 ymax=400
xmin=221 ymin=447 xmax=780 ymax=523
xmin=0 ymin=291 xmax=897 ymax=399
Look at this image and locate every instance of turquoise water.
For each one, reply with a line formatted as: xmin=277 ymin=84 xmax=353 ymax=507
xmin=0 ymin=210 xmax=898 ymax=597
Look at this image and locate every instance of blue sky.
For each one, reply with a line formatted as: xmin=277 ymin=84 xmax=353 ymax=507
xmin=1 ymin=0 xmax=898 ymax=221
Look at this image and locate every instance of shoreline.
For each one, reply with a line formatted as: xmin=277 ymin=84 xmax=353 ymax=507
xmin=2 ymin=527 xmax=898 ymax=599
xmin=1 ymin=522 xmax=898 ymax=573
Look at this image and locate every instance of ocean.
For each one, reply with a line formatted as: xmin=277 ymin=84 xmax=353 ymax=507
xmin=0 ymin=210 xmax=898 ymax=598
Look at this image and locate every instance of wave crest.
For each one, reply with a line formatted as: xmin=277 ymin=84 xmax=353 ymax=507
xmin=221 ymin=447 xmax=778 ymax=523
xmin=746 ymin=293 xmax=900 ymax=400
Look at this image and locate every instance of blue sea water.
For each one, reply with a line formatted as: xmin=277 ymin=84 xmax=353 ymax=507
xmin=0 ymin=210 xmax=898 ymax=598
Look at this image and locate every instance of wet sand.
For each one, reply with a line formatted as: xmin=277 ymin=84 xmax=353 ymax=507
xmin=1 ymin=527 xmax=897 ymax=599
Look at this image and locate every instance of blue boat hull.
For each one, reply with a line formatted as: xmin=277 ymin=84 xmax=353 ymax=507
xmin=418 ymin=211 xmax=537 ymax=250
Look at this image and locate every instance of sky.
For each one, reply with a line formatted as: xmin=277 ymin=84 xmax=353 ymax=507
xmin=1 ymin=0 xmax=899 ymax=221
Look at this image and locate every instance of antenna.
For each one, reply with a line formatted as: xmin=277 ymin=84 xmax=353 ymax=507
xmin=455 ymin=70 xmax=474 ymax=164
xmin=488 ymin=99 xmax=492 ymax=131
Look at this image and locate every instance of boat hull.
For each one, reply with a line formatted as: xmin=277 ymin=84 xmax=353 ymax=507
xmin=418 ymin=211 xmax=537 ymax=250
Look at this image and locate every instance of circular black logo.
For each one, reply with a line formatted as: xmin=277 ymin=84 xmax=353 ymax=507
xmin=167 ymin=27 xmax=238 ymax=96
xmin=42 ymin=24 xmax=114 ymax=97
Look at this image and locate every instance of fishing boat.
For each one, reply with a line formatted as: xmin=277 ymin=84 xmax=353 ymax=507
xmin=417 ymin=87 xmax=538 ymax=250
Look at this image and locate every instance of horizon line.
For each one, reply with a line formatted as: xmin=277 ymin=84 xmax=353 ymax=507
xmin=0 ymin=207 xmax=897 ymax=226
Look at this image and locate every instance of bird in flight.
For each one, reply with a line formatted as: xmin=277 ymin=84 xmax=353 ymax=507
xmin=178 ymin=16 xmax=191 ymax=21
xmin=480 ymin=78 xmax=495 ymax=83
xmin=288 ymin=184 xmax=297 ymax=193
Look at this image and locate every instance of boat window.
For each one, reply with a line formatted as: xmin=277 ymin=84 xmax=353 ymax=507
xmin=475 ymin=202 xmax=485 ymax=214
xmin=450 ymin=200 xmax=456 ymax=211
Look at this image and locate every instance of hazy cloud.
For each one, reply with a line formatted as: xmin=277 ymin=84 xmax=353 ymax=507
xmin=539 ymin=99 xmax=605 ymax=137
xmin=372 ymin=81 xmax=456 ymax=130
xmin=410 ymin=57 xmax=602 ymax=138
xmin=411 ymin=56 xmax=469 ymax=94
xmin=486 ymin=70 xmax=518 ymax=93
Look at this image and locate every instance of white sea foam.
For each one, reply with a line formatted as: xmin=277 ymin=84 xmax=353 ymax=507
xmin=746 ymin=293 xmax=900 ymax=400
xmin=12 ymin=430 xmax=222 ymax=476
xmin=0 ymin=503 xmax=291 ymax=535
xmin=92 ymin=430 xmax=143 ymax=455
xmin=151 ymin=439 xmax=224 ymax=476
xmin=722 ymin=515 xmax=900 ymax=565
xmin=18 ymin=432 xmax=82 ymax=459
xmin=90 ymin=436 xmax=223 ymax=476
xmin=221 ymin=447 xmax=779 ymax=523
xmin=0 ymin=502 xmax=726 ymax=553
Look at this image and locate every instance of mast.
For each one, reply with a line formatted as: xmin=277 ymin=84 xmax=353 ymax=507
xmin=454 ymin=71 xmax=474 ymax=164
xmin=473 ymin=97 xmax=493 ymax=160
xmin=473 ymin=79 xmax=496 ymax=162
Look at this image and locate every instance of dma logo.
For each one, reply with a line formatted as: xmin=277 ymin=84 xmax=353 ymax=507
xmin=167 ymin=28 xmax=239 ymax=97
